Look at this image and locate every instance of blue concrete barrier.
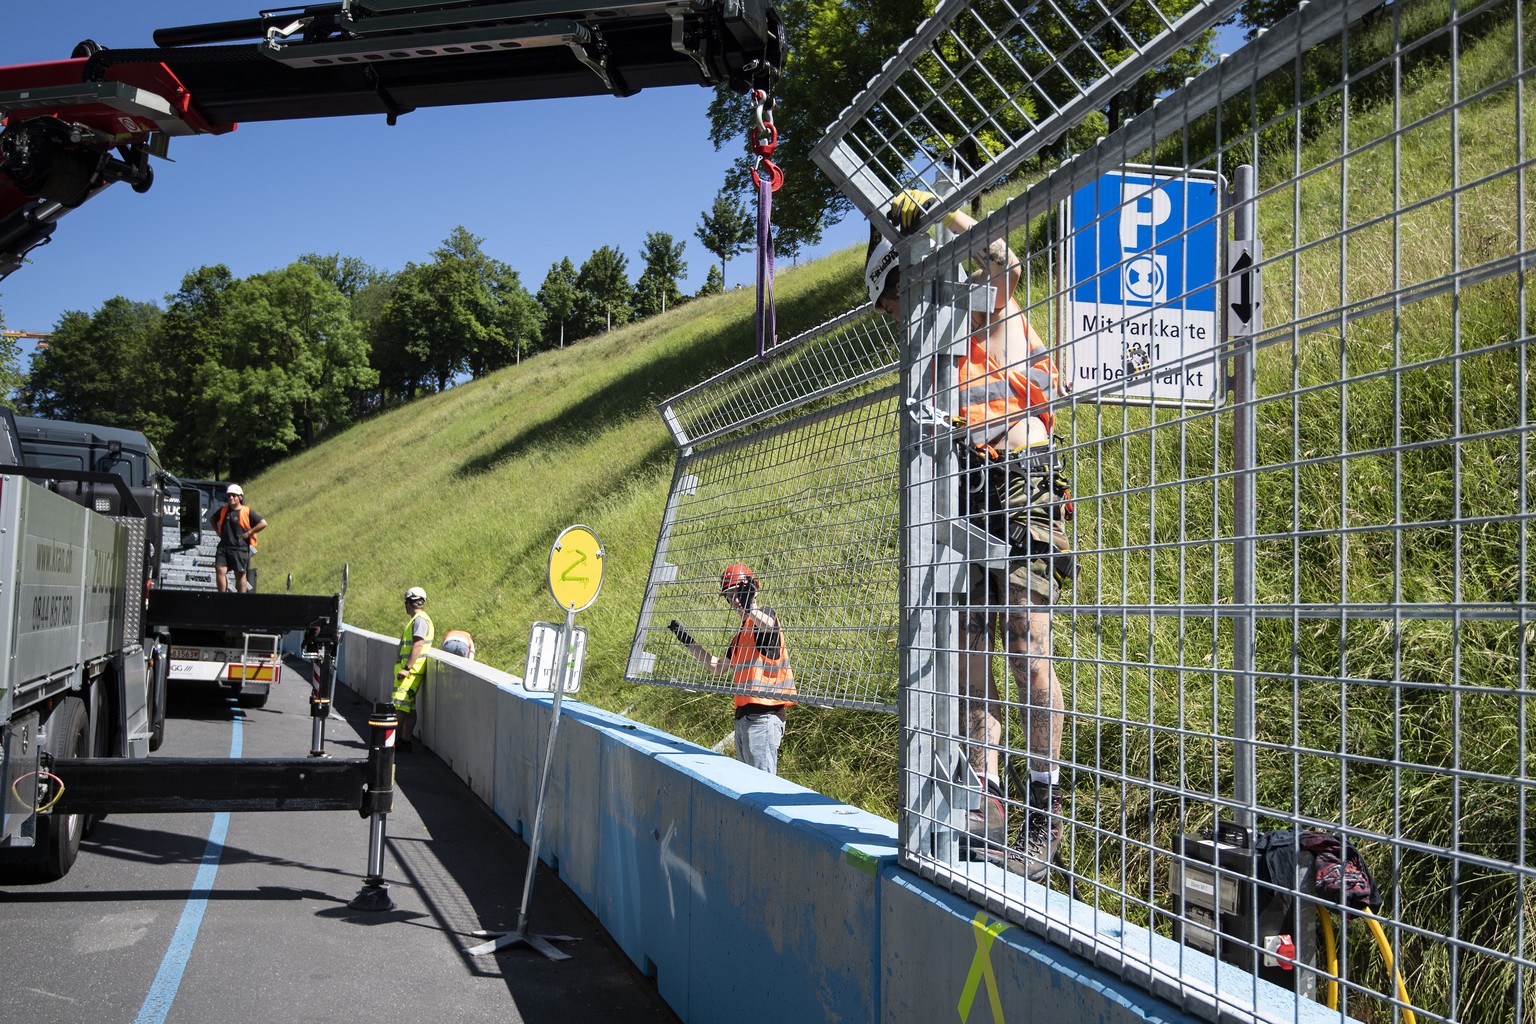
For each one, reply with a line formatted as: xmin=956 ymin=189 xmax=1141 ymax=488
xmin=338 ymin=627 xmax=1327 ymax=1024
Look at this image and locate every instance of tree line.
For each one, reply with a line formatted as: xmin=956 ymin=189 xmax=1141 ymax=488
xmin=0 ymin=0 xmax=1306 ymax=480
xmin=2 ymin=206 xmax=759 ymax=479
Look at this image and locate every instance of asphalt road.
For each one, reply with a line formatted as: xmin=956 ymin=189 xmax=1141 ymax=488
xmin=0 ymin=659 xmax=679 ymax=1024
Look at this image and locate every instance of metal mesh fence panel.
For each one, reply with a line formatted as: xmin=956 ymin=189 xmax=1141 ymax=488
xmin=811 ymin=0 xmax=1246 ymax=241
xmin=628 ymin=309 xmax=904 ymax=711
xmin=826 ymin=1 xmax=1535 ymax=1023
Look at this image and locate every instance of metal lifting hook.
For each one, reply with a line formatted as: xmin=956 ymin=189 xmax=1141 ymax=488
xmin=749 ymin=88 xmax=783 ymax=192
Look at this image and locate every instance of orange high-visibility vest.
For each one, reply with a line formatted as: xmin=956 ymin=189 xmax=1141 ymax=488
xmin=728 ymin=614 xmax=795 ymax=710
xmin=213 ymin=504 xmax=258 ymax=550
xmin=955 ymin=335 xmax=1059 ymax=443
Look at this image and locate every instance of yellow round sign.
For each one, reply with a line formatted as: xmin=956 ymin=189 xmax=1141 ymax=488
xmin=548 ymin=524 xmax=605 ymax=611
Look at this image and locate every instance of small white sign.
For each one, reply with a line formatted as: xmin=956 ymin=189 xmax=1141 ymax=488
xmin=523 ymin=620 xmax=586 ymax=694
xmin=1225 ymin=239 xmax=1262 ymax=337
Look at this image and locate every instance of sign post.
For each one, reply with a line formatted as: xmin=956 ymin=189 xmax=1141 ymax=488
xmin=1059 ymin=166 xmax=1225 ymax=406
xmin=467 ymin=524 xmax=604 ymax=961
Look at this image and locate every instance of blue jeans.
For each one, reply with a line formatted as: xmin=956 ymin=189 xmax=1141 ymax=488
xmin=734 ymin=712 xmax=785 ymax=775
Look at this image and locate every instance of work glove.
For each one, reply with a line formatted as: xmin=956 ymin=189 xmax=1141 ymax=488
xmin=668 ymin=619 xmax=696 ymax=647
xmin=889 ymin=188 xmax=938 ymax=235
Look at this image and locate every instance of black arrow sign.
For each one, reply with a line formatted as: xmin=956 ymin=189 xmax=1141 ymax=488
xmin=1229 ymin=249 xmax=1254 ymax=326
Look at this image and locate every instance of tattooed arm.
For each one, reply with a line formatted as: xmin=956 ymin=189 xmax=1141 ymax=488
xmin=945 ymin=206 xmax=1023 ymax=313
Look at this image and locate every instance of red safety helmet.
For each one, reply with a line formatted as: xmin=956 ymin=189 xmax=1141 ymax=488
xmin=720 ymin=563 xmax=757 ymax=593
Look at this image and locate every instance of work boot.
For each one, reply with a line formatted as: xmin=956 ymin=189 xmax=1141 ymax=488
xmin=957 ymin=779 xmax=1038 ymax=877
xmin=1016 ymin=781 xmax=1063 ymax=882
xmin=957 ymin=778 xmax=1007 ymax=863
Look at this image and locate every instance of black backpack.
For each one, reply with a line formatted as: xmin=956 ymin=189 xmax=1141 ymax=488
xmin=1255 ymin=829 xmax=1381 ymax=912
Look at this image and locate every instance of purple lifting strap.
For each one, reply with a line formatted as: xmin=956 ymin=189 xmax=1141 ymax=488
xmin=755 ymin=172 xmax=776 ymax=360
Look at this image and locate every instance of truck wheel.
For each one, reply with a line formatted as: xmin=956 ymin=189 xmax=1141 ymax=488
xmin=39 ymin=697 xmax=89 ymax=879
xmin=238 ymin=690 xmax=269 ymax=709
xmin=0 ymin=697 xmax=89 ymax=882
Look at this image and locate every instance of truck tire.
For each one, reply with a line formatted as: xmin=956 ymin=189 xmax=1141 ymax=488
xmin=0 ymin=697 xmax=89 ymax=882
xmin=238 ymin=689 xmax=269 ymax=709
xmin=38 ymin=696 xmax=89 ymax=878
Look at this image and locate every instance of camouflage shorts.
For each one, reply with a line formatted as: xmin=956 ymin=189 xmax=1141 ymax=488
xmin=969 ymin=518 xmax=1072 ymax=606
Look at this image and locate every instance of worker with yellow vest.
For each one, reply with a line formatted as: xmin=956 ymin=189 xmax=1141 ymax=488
xmin=209 ymin=483 xmax=267 ymax=593
xmin=391 ymin=586 xmax=434 ymax=752
xmin=867 ymin=189 xmax=1074 ymax=882
xmin=668 ymin=563 xmax=795 ymax=775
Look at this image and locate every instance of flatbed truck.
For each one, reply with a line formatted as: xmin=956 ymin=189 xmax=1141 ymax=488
xmin=0 ymin=411 xmax=200 ymax=878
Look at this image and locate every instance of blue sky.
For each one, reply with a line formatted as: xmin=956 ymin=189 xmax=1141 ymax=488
xmin=0 ymin=2 xmax=867 ymax=337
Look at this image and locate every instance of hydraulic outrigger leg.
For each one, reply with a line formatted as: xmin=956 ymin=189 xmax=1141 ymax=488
xmin=309 ymin=649 xmax=340 ymax=757
xmin=348 ymin=703 xmax=398 ymax=912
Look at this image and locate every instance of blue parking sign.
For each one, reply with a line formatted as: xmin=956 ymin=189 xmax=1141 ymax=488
xmin=1060 ymin=166 xmax=1225 ymax=406
xmin=1071 ymin=171 xmax=1219 ymax=312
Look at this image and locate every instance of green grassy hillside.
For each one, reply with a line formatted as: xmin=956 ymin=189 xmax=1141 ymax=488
xmin=252 ymin=245 xmax=900 ymax=812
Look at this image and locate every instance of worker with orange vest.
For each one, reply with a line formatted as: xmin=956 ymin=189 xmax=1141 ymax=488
xmin=867 ymin=189 xmax=1073 ymax=882
xmin=440 ymin=628 xmax=475 ymax=660
xmin=209 ymin=483 xmax=267 ymax=593
xmin=668 ymin=563 xmax=795 ymax=775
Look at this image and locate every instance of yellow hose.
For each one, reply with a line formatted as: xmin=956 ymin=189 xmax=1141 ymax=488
xmin=1317 ymin=905 xmax=1340 ymax=1010
xmin=1364 ymin=914 xmax=1417 ymax=1024
xmin=10 ymin=770 xmax=64 ymax=813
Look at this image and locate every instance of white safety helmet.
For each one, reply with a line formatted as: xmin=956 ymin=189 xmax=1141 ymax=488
xmin=226 ymin=483 xmax=244 ymax=496
xmin=865 ymin=236 xmax=899 ymax=306
xmin=404 ymin=586 xmax=427 ymax=605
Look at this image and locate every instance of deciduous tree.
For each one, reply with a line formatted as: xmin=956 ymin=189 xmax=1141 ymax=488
xmin=694 ymin=187 xmax=753 ymax=286
xmin=375 ymin=227 xmax=538 ymax=389
xmin=152 ymin=266 xmax=236 ymax=473
xmin=192 ymin=263 xmax=374 ymax=476
xmin=0 ymin=307 xmax=21 ymax=409
xmin=537 ymin=257 xmax=579 ymax=350
xmin=697 ymin=264 xmax=724 ymax=298
xmin=632 ymin=231 xmax=688 ymax=318
xmin=573 ymin=245 xmax=632 ymax=338
xmin=23 ymin=298 xmax=163 ymax=431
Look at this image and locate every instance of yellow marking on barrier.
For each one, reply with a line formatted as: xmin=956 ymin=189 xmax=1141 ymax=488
xmin=958 ymin=912 xmax=1012 ymax=1023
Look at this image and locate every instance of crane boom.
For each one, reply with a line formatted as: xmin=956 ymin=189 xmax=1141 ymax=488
xmin=0 ymin=0 xmax=784 ymax=279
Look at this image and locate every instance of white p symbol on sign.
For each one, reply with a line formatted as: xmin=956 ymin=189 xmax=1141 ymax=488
xmin=1119 ymin=180 xmax=1172 ymax=304
xmin=1119 ymin=180 xmax=1172 ymax=251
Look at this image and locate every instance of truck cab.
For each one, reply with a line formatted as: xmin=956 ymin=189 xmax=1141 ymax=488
xmin=9 ymin=414 xmax=200 ymax=580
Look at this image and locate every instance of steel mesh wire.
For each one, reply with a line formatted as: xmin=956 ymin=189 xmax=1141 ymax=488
xmin=812 ymin=0 xmax=1246 ymax=241
xmin=629 ymin=309 xmax=904 ymax=711
xmin=890 ymin=2 xmax=1536 ymax=1023
xmin=633 ymin=1 xmax=1534 ymax=1020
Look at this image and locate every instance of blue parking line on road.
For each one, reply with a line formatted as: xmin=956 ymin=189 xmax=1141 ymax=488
xmin=132 ymin=710 xmax=244 ymax=1024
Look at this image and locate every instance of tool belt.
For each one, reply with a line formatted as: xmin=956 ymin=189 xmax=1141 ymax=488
xmin=956 ymin=440 xmax=1076 ymax=583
